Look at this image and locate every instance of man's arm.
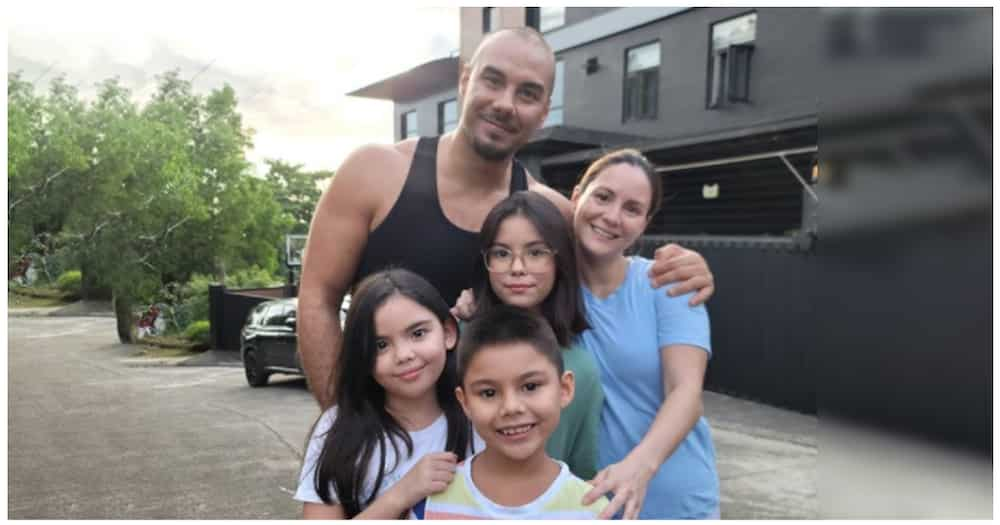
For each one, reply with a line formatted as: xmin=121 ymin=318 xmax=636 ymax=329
xmin=297 ymin=145 xmax=387 ymax=408
xmin=526 ymin=176 xmax=715 ymax=305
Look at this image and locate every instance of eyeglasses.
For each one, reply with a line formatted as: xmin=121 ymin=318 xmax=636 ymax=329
xmin=483 ymin=246 xmax=557 ymax=273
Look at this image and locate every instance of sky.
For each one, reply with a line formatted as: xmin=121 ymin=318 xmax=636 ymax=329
xmin=7 ymin=1 xmax=460 ymax=174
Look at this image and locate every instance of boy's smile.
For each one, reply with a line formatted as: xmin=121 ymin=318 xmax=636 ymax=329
xmin=456 ymin=342 xmax=574 ymax=464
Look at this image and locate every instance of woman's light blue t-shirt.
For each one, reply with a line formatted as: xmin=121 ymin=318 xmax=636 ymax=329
xmin=578 ymin=256 xmax=719 ymax=519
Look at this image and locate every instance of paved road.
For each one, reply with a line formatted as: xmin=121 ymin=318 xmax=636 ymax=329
xmin=9 ymin=315 xmax=819 ymax=519
xmin=9 ymin=316 xmax=319 ymax=519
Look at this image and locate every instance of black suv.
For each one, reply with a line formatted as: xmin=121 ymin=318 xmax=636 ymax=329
xmin=239 ymin=296 xmax=350 ymax=387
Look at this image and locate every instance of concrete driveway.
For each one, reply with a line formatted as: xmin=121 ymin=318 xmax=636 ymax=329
xmin=9 ymin=316 xmax=319 ymax=519
xmin=8 ymin=315 xmax=818 ymax=519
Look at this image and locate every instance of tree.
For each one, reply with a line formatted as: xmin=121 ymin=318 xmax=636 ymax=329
xmin=7 ymin=70 xmax=294 ymax=342
xmin=263 ymin=159 xmax=331 ymax=235
xmin=8 ymin=74 xmax=91 ymax=264
xmin=68 ymin=75 xmax=206 ymax=338
xmin=8 ymin=72 xmax=45 ymax=261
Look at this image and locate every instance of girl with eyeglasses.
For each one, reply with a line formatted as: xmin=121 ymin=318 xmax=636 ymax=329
xmin=461 ymin=190 xmax=604 ymax=481
xmin=455 ymin=150 xmax=719 ymax=519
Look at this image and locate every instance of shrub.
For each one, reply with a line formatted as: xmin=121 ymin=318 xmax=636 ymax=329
xmin=225 ymin=265 xmax=282 ymax=289
xmin=56 ymin=270 xmax=82 ymax=295
xmin=174 ymin=274 xmax=215 ymax=328
xmin=164 ymin=265 xmax=283 ymax=335
xmin=183 ymin=320 xmax=211 ymax=347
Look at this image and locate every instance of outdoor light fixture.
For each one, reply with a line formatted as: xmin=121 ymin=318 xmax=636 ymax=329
xmin=702 ymin=183 xmax=720 ymax=199
xmin=585 ymin=57 xmax=600 ymax=75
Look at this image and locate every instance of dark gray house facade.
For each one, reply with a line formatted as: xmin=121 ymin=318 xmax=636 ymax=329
xmin=351 ymin=7 xmax=820 ymax=242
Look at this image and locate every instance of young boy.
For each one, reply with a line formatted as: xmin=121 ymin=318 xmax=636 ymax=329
xmin=422 ymin=306 xmax=609 ymax=519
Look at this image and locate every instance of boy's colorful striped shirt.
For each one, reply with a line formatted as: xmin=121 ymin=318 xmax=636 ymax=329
xmin=423 ymin=455 xmax=608 ymax=520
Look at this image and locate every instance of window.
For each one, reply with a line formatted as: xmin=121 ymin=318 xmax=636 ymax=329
xmin=526 ymin=7 xmax=565 ymax=31
xmin=539 ymin=7 xmax=565 ymax=32
xmin=526 ymin=7 xmax=539 ymax=29
xmin=401 ymin=110 xmax=417 ymax=139
xmin=708 ymin=12 xmax=756 ymax=108
xmin=438 ymin=99 xmax=458 ymax=134
xmin=624 ymin=41 xmax=660 ymax=121
xmin=265 ymin=304 xmax=291 ymax=326
xmin=483 ymin=7 xmax=498 ymax=33
xmin=543 ymin=60 xmax=565 ymax=127
xmin=249 ymin=304 xmax=269 ymax=326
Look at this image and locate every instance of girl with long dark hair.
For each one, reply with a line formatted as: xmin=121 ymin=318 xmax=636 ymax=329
xmin=294 ymin=268 xmax=478 ymax=519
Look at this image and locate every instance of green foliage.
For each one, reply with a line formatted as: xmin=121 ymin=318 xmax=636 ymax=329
xmin=7 ymin=69 xmax=318 ymax=342
xmin=8 ymin=74 xmax=92 ymax=263
xmin=165 ymin=265 xmax=281 ymax=334
xmin=263 ymin=159 xmax=331 ymax=235
xmin=182 ymin=320 xmax=211 ymax=345
xmin=225 ymin=265 xmax=282 ymax=289
xmin=56 ymin=270 xmax=82 ymax=294
xmin=171 ymin=273 xmax=216 ymax=331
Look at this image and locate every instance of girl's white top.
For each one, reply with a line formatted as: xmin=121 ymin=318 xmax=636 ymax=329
xmin=294 ymin=405 xmax=483 ymax=514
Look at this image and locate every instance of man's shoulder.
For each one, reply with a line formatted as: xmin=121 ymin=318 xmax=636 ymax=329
xmin=327 ymin=140 xmax=419 ymax=209
xmin=339 ymin=140 xmax=417 ymax=175
xmin=525 ymin=178 xmax=573 ymax=219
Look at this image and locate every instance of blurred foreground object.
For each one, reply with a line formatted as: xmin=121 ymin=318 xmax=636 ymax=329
xmin=814 ymin=7 xmax=991 ymax=518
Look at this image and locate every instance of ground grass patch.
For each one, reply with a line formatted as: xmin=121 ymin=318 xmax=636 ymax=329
xmin=8 ymin=290 xmax=73 ymax=308
xmin=133 ymin=346 xmax=201 ymax=359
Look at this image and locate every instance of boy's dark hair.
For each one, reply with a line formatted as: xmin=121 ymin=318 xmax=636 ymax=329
xmin=457 ymin=305 xmax=564 ymax=383
xmin=473 ymin=191 xmax=589 ymax=347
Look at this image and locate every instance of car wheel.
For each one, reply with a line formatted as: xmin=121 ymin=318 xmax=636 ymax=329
xmin=243 ymin=348 xmax=270 ymax=387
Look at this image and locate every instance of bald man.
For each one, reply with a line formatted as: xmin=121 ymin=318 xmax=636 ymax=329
xmin=298 ymin=28 xmax=715 ymax=408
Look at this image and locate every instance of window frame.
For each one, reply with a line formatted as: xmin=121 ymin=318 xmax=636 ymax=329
xmin=706 ymin=10 xmax=757 ymax=109
xmin=250 ymin=304 xmax=270 ymax=326
xmin=264 ymin=304 xmax=291 ymax=327
xmin=483 ymin=7 xmax=498 ymax=33
xmin=400 ymin=110 xmax=418 ymax=139
xmin=622 ymin=40 xmax=661 ymax=122
xmin=543 ymin=59 xmax=565 ymax=127
xmin=525 ymin=7 xmax=540 ymax=30
xmin=437 ymin=98 xmax=458 ymax=134
xmin=539 ymin=7 xmax=566 ymax=32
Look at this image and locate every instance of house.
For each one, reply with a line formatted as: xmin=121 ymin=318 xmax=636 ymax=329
xmin=350 ymin=7 xmax=821 ymax=243
xmin=347 ymin=7 xmax=821 ymax=412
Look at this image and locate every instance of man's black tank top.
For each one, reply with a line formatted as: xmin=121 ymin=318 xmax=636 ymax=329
xmin=353 ymin=136 xmax=528 ymax=304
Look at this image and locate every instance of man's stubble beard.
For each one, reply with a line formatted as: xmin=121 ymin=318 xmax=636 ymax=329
xmin=460 ymin=124 xmax=517 ymax=163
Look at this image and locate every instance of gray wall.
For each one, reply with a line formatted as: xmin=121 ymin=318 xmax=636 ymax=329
xmin=390 ymin=8 xmax=820 ymax=143
xmin=563 ymin=7 xmax=616 ymax=27
xmin=393 ymin=87 xmax=460 ymax=142
xmin=559 ymin=7 xmax=820 ymax=140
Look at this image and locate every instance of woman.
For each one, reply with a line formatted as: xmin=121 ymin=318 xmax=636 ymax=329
xmin=573 ymin=149 xmax=719 ymax=519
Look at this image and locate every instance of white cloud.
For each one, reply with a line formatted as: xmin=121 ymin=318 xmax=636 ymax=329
xmin=8 ymin=1 xmax=459 ymax=172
